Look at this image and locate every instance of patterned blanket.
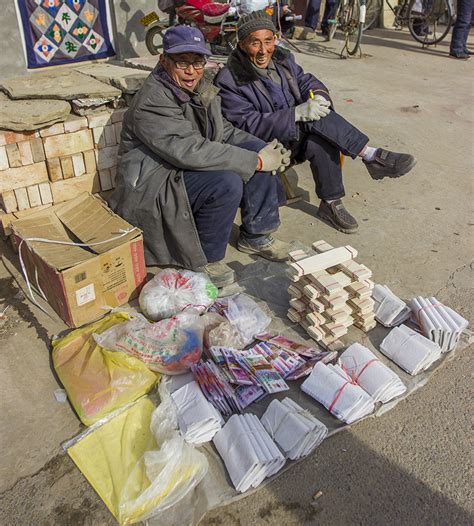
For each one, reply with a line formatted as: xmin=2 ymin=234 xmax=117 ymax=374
xmin=16 ymin=0 xmax=115 ymax=68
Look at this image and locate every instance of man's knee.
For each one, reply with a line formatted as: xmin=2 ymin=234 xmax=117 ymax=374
xmin=217 ymin=171 xmax=244 ymax=202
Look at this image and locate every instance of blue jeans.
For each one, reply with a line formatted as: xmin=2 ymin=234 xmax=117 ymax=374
xmin=305 ymin=0 xmax=338 ymax=30
xmin=451 ymin=0 xmax=473 ymax=53
xmin=183 ymin=138 xmax=285 ymax=262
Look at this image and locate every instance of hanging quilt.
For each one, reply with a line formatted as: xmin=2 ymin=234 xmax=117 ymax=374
xmin=16 ymin=0 xmax=115 ymax=69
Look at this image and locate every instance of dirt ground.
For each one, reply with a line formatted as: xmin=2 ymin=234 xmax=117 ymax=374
xmin=0 ymin=27 xmax=473 ymax=526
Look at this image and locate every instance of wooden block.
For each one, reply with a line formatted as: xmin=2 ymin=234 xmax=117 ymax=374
xmin=30 ymin=138 xmax=45 ymax=163
xmin=87 ymin=111 xmax=113 ymax=128
xmin=303 ymin=284 xmax=320 ymax=300
xmin=109 ymin=166 xmax=117 ymax=187
xmin=289 ymin=297 xmax=308 ymax=312
xmin=346 ymin=281 xmax=372 ymax=299
xmin=306 ymin=312 xmax=324 ymax=326
xmin=38 ymin=182 xmax=53 ymax=204
xmin=17 ymin=141 xmax=34 ymax=166
xmin=64 ymin=115 xmax=88 ymax=133
xmin=92 ymin=126 xmax=106 ymax=148
xmin=0 ymin=130 xmax=39 ymax=146
xmin=43 ymin=129 xmax=93 ymax=159
xmin=46 ymin=158 xmax=63 ymax=182
xmin=114 ymin=122 xmax=122 ymax=143
xmin=111 ymin=108 xmax=127 ymax=123
xmin=26 ymin=185 xmax=42 ymax=208
xmin=83 ymin=149 xmax=97 ymax=174
xmin=50 ymin=172 xmax=100 ymax=203
xmin=39 ymin=122 xmax=65 ymax=138
xmin=96 ymin=145 xmax=119 ymax=170
xmin=0 ymin=146 xmax=8 ymax=170
xmin=0 ymin=190 xmax=18 ymax=212
xmin=5 ymin=143 xmax=22 ymax=167
xmin=354 ymin=320 xmax=377 ymax=332
xmin=60 ymin=156 xmax=74 ymax=179
xmin=104 ymin=125 xmax=116 ymax=146
xmin=0 ymin=211 xmax=15 ymax=238
xmin=14 ymin=187 xmax=30 ymax=210
xmin=288 ymin=249 xmax=308 ymax=262
xmin=98 ymin=168 xmax=113 ymax=191
xmin=288 ymin=284 xmax=302 ymax=299
xmin=312 ymin=240 xmax=333 ymax=253
xmin=0 ymin=162 xmax=49 ymax=193
xmin=314 ymin=274 xmax=343 ymax=295
xmin=288 ymin=246 xmax=358 ymax=278
xmin=341 ymin=260 xmax=372 ymax=281
xmin=287 ymin=308 xmax=301 ymax=323
xmin=332 ymin=271 xmax=353 ymax=288
xmin=71 ymin=153 xmax=86 ymax=177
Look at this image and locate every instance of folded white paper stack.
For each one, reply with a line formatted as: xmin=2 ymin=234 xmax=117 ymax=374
xmin=339 ymin=343 xmax=407 ymax=403
xmin=409 ymin=296 xmax=469 ymax=352
xmin=301 ymin=361 xmax=375 ymax=424
xmin=261 ymin=398 xmax=328 ymax=460
xmin=171 ymin=381 xmax=224 ymax=445
xmin=373 ymin=284 xmax=411 ymax=327
xmin=213 ymin=413 xmax=286 ymax=492
xmin=380 ymin=324 xmax=442 ymax=375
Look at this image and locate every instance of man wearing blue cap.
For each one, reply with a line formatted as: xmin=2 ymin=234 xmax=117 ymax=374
xmin=109 ymin=25 xmax=292 ymax=287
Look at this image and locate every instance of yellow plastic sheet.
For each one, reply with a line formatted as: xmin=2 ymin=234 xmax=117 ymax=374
xmin=68 ymin=397 xmax=157 ymax=522
xmin=52 ymin=312 xmax=158 ymax=426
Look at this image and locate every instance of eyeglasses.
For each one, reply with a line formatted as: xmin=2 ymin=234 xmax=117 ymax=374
xmin=167 ymin=55 xmax=207 ymax=70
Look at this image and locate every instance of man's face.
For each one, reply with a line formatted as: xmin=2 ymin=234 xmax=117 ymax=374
xmin=239 ymin=29 xmax=276 ymax=69
xmin=160 ymin=52 xmax=206 ymax=92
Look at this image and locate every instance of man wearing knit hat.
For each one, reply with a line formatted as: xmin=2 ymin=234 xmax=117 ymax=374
xmin=215 ymin=11 xmax=417 ymax=234
xmin=109 ymin=25 xmax=291 ymax=288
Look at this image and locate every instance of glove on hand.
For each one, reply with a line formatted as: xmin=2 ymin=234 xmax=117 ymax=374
xmin=294 ymin=95 xmax=331 ymax=123
xmin=258 ymin=139 xmax=292 ymax=174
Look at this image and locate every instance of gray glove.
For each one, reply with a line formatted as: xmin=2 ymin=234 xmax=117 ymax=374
xmin=258 ymin=139 xmax=292 ymax=174
xmin=295 ymin=95 xmax=331 ymax=123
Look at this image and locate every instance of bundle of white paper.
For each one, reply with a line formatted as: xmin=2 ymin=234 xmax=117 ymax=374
xmin=261 ymin=398 xmax=328 ymax=460
xmin=213 ymin=413 xmax=286 ymax=492
xmin=409 ymin=296 xmax=469 ymax=352
xmin=380 ymin=324 xmax=442 ymax=375
xmin=339 ymin=343 xmax=406 ymax=403
xmin=301 ymin=362 xmax=375 ymax=424
xmin=171 ymin=381 xmax=224 ymax=445
xmin=372 ymin=284 xmax=411 ymax=327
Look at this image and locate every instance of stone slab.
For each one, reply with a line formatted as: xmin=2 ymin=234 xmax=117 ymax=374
xmin=74 ymin=63 xmax=149 ymax=94
xmin=1 ymin=71 xmax=121 ymax=101
xmin=0 ymin=99 xmax=71 ymax=132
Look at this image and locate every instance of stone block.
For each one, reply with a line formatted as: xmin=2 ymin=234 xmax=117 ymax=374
xmin=83 ymin=150 xmax=97 ymax=174
xmin=0 ymin=190 xmax=18 ymax=213
xmin=0 ymin=99 xmax=70 ymax=132
xmin=114 ymin=122 xmax=123 ymax=143
xmin=99 ymin=169 xmax=113 ymax=191
xmin=87 ymin=111 xmax=113 ymax=129
xmin=72 ymin=153 xmax=86 ymax=177
xmin=92 ymin=126 xmax=106 ymax=148
xmin=43 ymin=129 xmax=93 ymax=159
xmin=18 ymin=141 xmax=34 ymax=166
xmin=14 ymin=187 xmax=30 ymax=210
xmin=46 ymin=158 xmax=63 ymax=182
xmin=27 ymin=185 xmax=42 ymax=208
xmin=64 ymin=115 xmax=88 ymax=133
xmin=60 ymin=156 xmax=74 ymax=179
xmin=0 ymin=130 xmax=39 ymax=146
xmin=50 ymin=172 xmax=101 ymax=203
xmin=96 ymin=145 xmax=119 ymax=170
xmin=5 ymin=143 xmax=22 ymax=168
xmin=0 ymin=146 xmax=8 ymax=171
xmin=38 ymin=182 xmax=53 ymax=204
xmin=30 ymin=138 xmax=46 ymax=163
xmin=0 ymin=161 xmax=49 ymax=193
xmin=40 ymin=122 xmax=65 ymax=138
xmin=111 ymin=109 xmax=127 ymax=123
xmin=104 ymin=125 xmax=116 ymax=146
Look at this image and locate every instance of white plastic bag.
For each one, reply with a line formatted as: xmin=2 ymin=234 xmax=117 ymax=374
xmin=139 ymin=269 xmax=218 ymax=321
xmin=239 ymin=0 xmax=270 ymax=14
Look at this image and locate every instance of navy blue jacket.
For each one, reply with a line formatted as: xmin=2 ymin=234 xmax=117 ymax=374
xmin=215 ymin=46 xmax=332 ymax=144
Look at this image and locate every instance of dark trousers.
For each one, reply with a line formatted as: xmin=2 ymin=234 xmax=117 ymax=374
xmin=451 ymin=0 xmax=473 ymax=53
xmin=183 ymin=138 xmax=285 ymax=262
xmin=289 ymin=110 xmax=369 ymax=201
xmin=305 ymin=0 xmax=338 ymax=30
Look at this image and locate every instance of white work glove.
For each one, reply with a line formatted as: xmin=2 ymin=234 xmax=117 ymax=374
xmin=257 ymin=139 xmax=292 ymax=175
xmin=294 ymin=95 xmax=331 ymax=122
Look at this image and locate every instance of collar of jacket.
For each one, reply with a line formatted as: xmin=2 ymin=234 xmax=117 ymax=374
xmin=227 ymin=46 xmax=292 ymax=86
xmin=151 ymin=65 xmax=220 ymax=107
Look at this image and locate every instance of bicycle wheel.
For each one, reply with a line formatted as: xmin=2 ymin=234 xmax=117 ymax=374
xmin=408 ymin=0 xmax=453 ymax=45
xmin=145 ymin=24 xmax=167 ymax=55
xmin=343 ymin=0 xmax=364 ymax=55
xmin=364 ymin=0 xmax=382 ymax=29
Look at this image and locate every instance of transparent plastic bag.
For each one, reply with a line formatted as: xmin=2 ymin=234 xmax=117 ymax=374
xmin=94 ymin=311 xmax=205 ymax=375
xmin=139 ymin=269 xmax=218 ymax=321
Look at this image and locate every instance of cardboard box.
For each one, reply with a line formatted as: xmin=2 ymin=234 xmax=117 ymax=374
xmin=12 ymin=192 xmax=146 ymax=327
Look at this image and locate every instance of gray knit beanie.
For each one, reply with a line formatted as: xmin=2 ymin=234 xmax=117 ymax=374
xmin=237 ymin=10 xmax=277 ymax=42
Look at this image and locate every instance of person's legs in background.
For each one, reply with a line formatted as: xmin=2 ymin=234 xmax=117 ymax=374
xmin=320 ymin=0 xmax=338 ymax=37
xmin=304 ymin=0 xmax=322 ymax=30
xmin=450 ymin=0 xmax=473 ymax=58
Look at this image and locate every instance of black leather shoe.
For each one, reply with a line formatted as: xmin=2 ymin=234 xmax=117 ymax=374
xmin=364 ymin=148 xmax=417 ymax=180
xmin=318 ymin=199 xmax=359 ymax=234
xmin=449 ymin=51 xmax=471 ymax=60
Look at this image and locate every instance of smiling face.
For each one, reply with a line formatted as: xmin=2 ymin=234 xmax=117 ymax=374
xmin=239 ymin=29 xmax=277 ymax=69
xmin=160 ymin=52 xmax=206 ymax=92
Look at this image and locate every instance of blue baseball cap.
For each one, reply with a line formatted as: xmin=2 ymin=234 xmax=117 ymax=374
xmin=163 ymin=25 xmax=212 ymax=56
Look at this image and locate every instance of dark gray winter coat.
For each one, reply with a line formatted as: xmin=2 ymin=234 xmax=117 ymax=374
xmin=108 ymin=66 xmax=259 ymax=270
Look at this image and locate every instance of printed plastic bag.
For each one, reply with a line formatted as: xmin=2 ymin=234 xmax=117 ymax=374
xmin=139 ymin=268 xmax=218 ymax=321
xmin=94 ymin=311 xmax=205 ymax=374
xmin=52 ymin=312 xmax=158 ymax=426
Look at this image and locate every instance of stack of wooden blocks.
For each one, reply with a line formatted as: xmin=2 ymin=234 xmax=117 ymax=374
xmin=287 ymin=240 xmax=376 ymax=351
xmin=0 ymin=108 xmax=126 ymax=232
